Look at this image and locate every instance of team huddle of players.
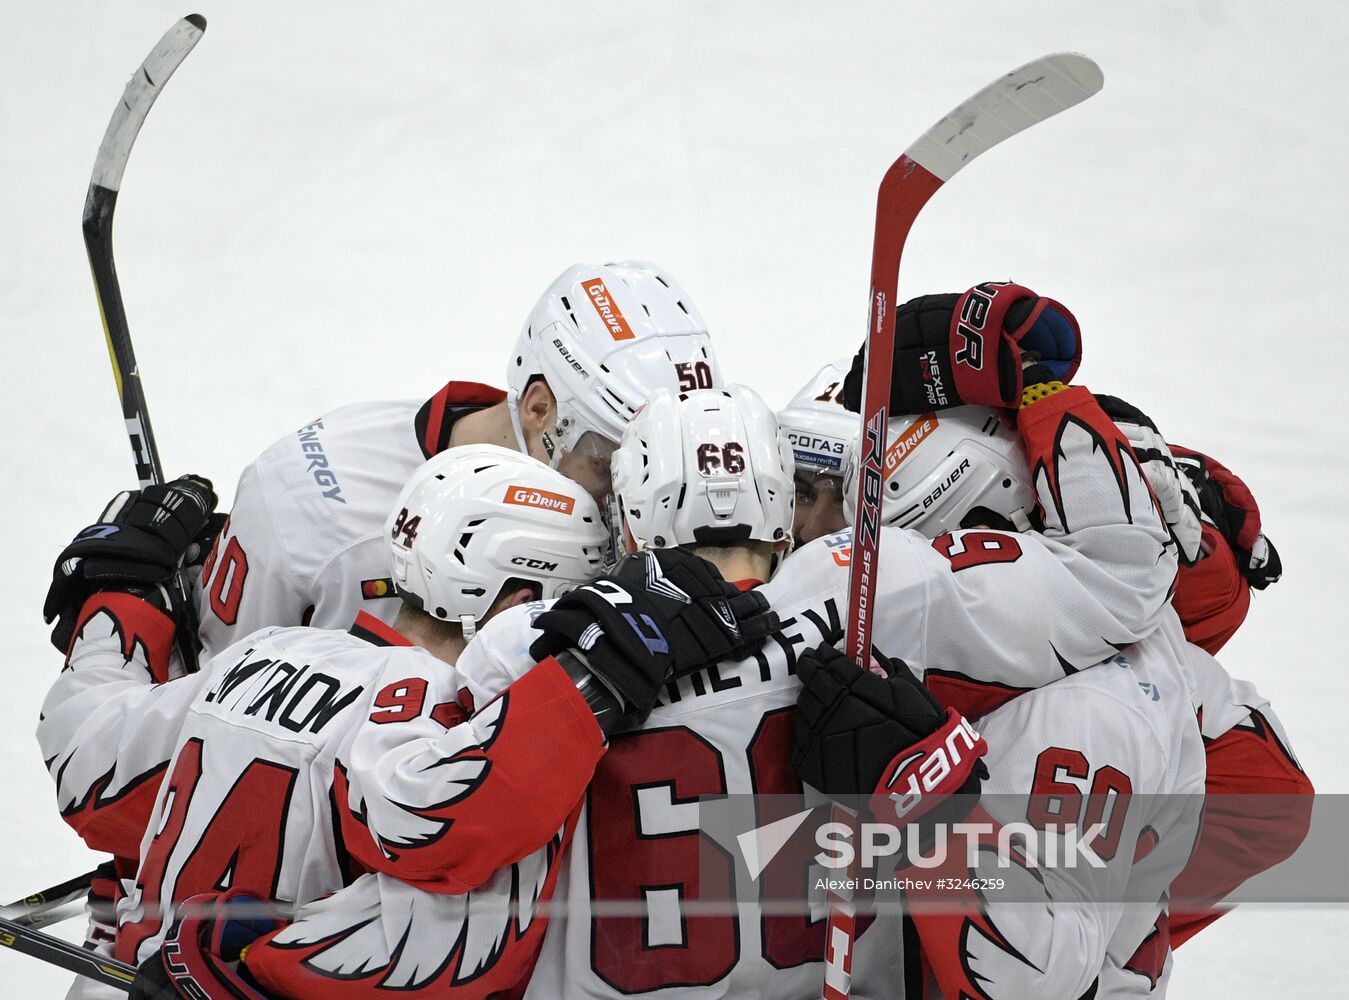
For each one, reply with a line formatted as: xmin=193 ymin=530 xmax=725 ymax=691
xmin=36 ymin=261 xmax=1312 ymax=999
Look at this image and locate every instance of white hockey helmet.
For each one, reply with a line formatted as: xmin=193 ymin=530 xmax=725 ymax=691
xmin=506 ymin=261 xmax=721 ymax=464
xmin=386 ymin=444 xmax=608 ymax=636
xmin=842 ymin=406 xmax=1036 ymax=537
xmin=777 ymin=358 xmax=857 ymax=478
xmin=612 ymin=385 xmax=794 ymax=554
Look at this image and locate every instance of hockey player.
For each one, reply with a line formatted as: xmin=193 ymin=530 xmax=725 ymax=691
xmin=416 ymin=311 xmax=1191 ymax=998
xmin=777 ymin=358 xmax=854 ymax=545
xmin=814 ymin=291 xmax=1310 ymax=992
xmin=78 ymin=260 xmax=722 ymax=663
xmin=38 ymin=447 xmax=773 ymax=997
xmin=1090 ymin=400 xmax=1310 ymax=954
xmin=143 ymin=279 xmax=1184 ymax=998
xmin=791 ymin=615 xmax=1206 ymax=999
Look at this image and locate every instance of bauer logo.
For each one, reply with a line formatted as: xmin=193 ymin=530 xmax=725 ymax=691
xmin=582 ymin=278 xmax=636 ymax=341
xmin=884 ymin=414 xmax=938 ymax=474
xmin=504 ymin=485 xmax=576 ymax=515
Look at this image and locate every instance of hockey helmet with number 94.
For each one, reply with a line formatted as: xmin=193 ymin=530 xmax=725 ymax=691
xmin=386 ymin=444 xmax=608 ymax=636
xmin=842 ymin=405 xmax=1036 ymax=537
xmin=506 ymin=261 xmax=721 ymax=467
xmin=612 ymin=385 xmax=794 ymax=560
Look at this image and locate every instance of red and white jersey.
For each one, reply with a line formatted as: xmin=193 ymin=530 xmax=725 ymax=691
xmin=462 ymin=581 xmax=871 ymax=999
xmin=196 ymin=381 xmax=506 ymax=657
xmin=36 ymin=592 xmax=603 ymax=981
xmin=912 ymin=611 xmax=1206 ymax=1000
xmin=450 ymin=614 xmax=1202 ymax=1000
xmin=237 ymin=601 xmax=606 ymax=1000
xmin=418 ymin=389 xmax=1183 ymax=998
xmin=772 ymin=386 xmax=1178 ymax=716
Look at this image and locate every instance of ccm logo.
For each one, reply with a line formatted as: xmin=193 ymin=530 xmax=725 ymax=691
xmin=583 ymin=278 xmax=635 ymax=341
xmin=884 ymin=414 xmax=937 ymax=474
xmin=512 ymin=556 xmax=560 ymax=571
xmin=504 ymin=485 xmax=575 ymax=515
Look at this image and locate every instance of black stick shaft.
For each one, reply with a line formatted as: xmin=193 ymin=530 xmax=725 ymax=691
xmin=0 ymin=917 xmax=135 ymax=993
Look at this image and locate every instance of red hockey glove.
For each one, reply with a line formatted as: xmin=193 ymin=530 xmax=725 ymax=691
xmin=1172 ymin=447 xmax=1282 ymax=589
xmin=843 ymin=281 xmax=1082 ymax=415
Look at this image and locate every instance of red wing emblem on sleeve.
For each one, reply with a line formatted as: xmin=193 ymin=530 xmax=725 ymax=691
xmin=51 ymin=596 xmax=180 ymax=856
xmin=907 ymin=813 xmax=1049 ymax=1000
xmin=67 ymin=593 xmax=176 ymax=682
xmin=1019 ymin=387 xmax=1162 ymax=536
xmin=247 ymin=818 xmax=575 ymax=997
xmin=1034 ymin=414 xmax=1144 ymax=534
xmin=344 ymin=695 xmax=506 ymax=858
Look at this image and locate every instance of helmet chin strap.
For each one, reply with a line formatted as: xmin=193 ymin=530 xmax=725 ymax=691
xmin=1009 ymin=506 xmax=1033 ymax=532
xmin=459 ymin=613 xmax=478 ymax=642
xmin=506 ymin=396 xmax=531 ymax=457
xmin=767 ymin=534 xmax=792 ymax=580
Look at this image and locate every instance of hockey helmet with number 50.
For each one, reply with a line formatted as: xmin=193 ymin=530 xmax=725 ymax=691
xmin=506 ymin=261 xmax=721 ymax=466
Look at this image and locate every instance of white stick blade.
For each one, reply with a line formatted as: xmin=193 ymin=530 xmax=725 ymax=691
xmin=91 ymin=16 xmax=207 ymax=192
xmin=905 ymin=53 xmax=1103 ymax=182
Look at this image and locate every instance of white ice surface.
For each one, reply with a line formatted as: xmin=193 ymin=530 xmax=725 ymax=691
xmin=2 ymin=1 xmax=1346 ymax=995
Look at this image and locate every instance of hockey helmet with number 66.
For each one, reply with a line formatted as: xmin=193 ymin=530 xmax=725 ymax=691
xmin=612 ymin=385 xmax=794 ymax=557
xmin=842 ymin=406 xmax=1036 ymax=538
xmin=386 ymin=445 xmax=608 ymax=635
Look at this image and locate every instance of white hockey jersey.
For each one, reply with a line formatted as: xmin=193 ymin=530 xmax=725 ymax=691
xmin=196 ymin=381 xmax=506 ymax=657
xmin=446 ymin=587 xmax=1203 ymax=1000
xmin=36 ymin=593 xmax=604 ymax=981
xmin=765 ymin=386 xmax=1179 ymax=713
xmin=912 ymin=611 xmax=1206 ymax=1000
xmin=224 ymin=384 xmax=1183 ymax=999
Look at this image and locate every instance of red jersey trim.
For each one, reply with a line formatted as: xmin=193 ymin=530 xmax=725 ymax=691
xmin=348 ymin=611 xmax=413 ymax=648
xmin=414 ymin=381 xmax=507 ymax=459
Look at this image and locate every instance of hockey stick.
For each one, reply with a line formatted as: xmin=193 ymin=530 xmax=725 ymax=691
xmin=0 ymin=868 xmax=100 ymax=927
xmin=82 ymin=14 xmax=208 ymax=673
xmin=0 ymin=916 xmax=135 ymax=993
xmin=823 ymin=53 xmax=1104 ymax=1000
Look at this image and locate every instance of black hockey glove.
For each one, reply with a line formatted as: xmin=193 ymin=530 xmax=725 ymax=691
xmin=43 ymin=475 xmax=220 ymax=653
xmin=1171 ymin=446 xmax=1282 ymax=589
xmin=1095 ymin=394 xmax=1205 ymax=566
xmin=530 ymin=548 xmax=779 ymax=724
xmin=129 ymin=949 xmax=176 ymax=1000
xmin=842 ymin=281 xmax=1081 ymax=415
xmin=791 ymin=644 xmax=987 ymax=825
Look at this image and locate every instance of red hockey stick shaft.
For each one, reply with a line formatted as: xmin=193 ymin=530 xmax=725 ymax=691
xmin=824 ymin=53 xmax=1104 ymax=1000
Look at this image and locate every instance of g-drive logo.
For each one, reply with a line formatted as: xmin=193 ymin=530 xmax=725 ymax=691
xmin=583 ymin=278 xmax=636 ymax=341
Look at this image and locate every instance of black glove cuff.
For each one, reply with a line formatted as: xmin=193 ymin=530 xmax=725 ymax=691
xmin=555 ymin=649 xmax=628 ymax=737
